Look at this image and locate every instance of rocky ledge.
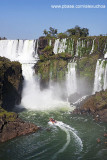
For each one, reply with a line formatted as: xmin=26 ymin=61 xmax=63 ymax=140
xmin=72 ymin=89 xmax=107 ymax=122
xmin=0 ymin=56 xmax=23 ymax=110
xmin=0 ymin=107 xmax=39 ymax=142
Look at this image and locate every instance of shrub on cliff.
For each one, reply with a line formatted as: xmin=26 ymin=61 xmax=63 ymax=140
xmin=57 ymin=33 xmax=68 ymax=39
xmin=0 ymin=106 xmax=17 ymax=121
xmin=42 ymin=45 xmax=53 ymax=52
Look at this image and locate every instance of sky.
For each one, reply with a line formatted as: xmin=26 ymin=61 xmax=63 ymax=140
xmin=0 ymin=0 xmax=107 ymax=39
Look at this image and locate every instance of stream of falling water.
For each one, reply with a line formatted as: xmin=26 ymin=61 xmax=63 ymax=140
xmin=0 ymin=40 xmax=107 ymax=160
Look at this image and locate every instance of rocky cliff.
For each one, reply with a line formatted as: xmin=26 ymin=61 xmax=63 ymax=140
xmin=0 ymin=57 xmax=23 ymax=110
xmin=35 ymin=36 xmax=107 ymax=122
xmin=36 ymin=36 xmax=107 ymax=93
xmin=0 ymin=57 xmax=39 ymax=142
xmin=73 ymin=89 xmax=107 ymax=122
xmin=0 ymin=107 xmax=38 ymax=142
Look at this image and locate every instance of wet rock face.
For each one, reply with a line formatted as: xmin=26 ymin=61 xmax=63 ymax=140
xmin=38 ymin=37 xmax=48 ymax=55
xmin=0 ymin=116 xmax=38 ymax=143
xmin=0 ymin=105 xmax=39 ymax=143
xmin=73 ymin=90 xmax=107 ymax=122
xmin=0 ymin=57 xmax=23 ymax=110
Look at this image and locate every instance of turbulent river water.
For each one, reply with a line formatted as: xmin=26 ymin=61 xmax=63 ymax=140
xmin=0 ymin=40 xmax=107 ymax=160
xmin=0 ymin=107 xmax=107 ymax=160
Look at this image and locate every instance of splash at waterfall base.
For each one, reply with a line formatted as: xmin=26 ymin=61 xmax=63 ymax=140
xmin=0 ymin=37 xmax=107 ymax=159
xmin=0 ymin=39 xmax=107 ymax=133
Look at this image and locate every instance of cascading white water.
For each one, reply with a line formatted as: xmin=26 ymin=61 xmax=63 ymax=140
xmin=0 ymin=40 xmax=70 ymax=110
xmin=93 ymin=59 xmax=107 ymax=93
xmin=0 ymin=40 xmax=37 ymax=62
xmin=104 ymin=52 xmax=107 ymax=59
xmin=90 ymin=39 xmax=95 ymax=55
xmin=66 ymin=62 xmax=77 ymax=96
xmin=75 ymin=38 xmax=81 ymax=57
xmin=53 ymin=38 xmax=67 ymax=54
xmin=75 ymin=40 xmax=79 ymax=57
xmin=103 ymin=62 xmax=107 ymax=90
xmin=21 ymin=62 xmax=70 ymax=110
xmin=103 ymin=43 xmax=107 ymax=58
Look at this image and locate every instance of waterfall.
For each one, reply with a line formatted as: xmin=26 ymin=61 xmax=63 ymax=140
xmin=104 ymin=52 xmax=107 ymax=59
xmin=0 ymin=40 xmax=39 ymax=108
xmin=103 ymin=63 xmax=107 ymax=90
xmin=0 ymin=40 xmax=70 ymax=110
xmin=0 ymin=40 xmax=37 ymax=62
xmin=53 ymin=38 xmax=67 ymax=54
xmin=53 ymin=39 xmax=60 ymax=54
xmin=66 ymin=62 xmax=77 ymax=96
xmin=76 ymin=40 xmax=79 ymax=56
xmin=90 ymin=39 xmax=95 ymax=55
xmin=93 ymin=59 xmax=107 ymax=93
xmin=103 ymin=43 xmax=107 ymax=58
xmin=82 ymin=40 xmax=85 ymax=48
xmin=75 ymin=38 xmax=81 ymax=56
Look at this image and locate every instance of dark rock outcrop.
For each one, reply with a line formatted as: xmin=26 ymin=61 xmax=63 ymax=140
xmin=0 ymin=107 xmax=39 ymax=142
xmin=72 ymin=90 xmax=107 ymax=122
xmin=0 ymin=57 xmax=23 ymax=110
xmin=38 ymin=37 xmax=48 ymax=55
xmin=0 ymin=57 xmax=39 ymax=142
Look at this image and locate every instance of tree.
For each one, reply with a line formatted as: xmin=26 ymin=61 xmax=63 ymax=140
xmin=74 ymin=25 xmax=81 ymax=36
xmin=66 ymin=25 xmax=89 ymax=37
xmin=0 ymin=37 xmax=7 ymax=40
xmin=66 ymin=29 xmax=76 ymax=36
xmin=81 ymin=28 xmax=89 ymax=37
xmin=49 ymin=27 xmax=57 ymax=37
xmin=43 ymin=27 xmax=58 ymax=37
xmin=43 ymin=29 xmax=48 ymax=36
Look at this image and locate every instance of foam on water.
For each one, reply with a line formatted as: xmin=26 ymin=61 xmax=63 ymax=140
xmin=49 ymin=121 xmax=83 ymax=159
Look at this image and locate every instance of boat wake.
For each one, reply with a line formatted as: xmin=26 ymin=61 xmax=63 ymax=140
xmin=48 ymin=121 xmax=83 ymax=159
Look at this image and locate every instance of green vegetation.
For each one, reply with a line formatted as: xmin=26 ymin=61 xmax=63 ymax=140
xmin=41 ymin=52 xmax=72 ymax=61
xmin=102 ymin=60 xmax=107 ymax=68
xmin=66 ymin=25 xmax=89 ymax=37
xmin=37 ymin=34 xmax=107 ymax=92
xmin=42 ymin=26 xmax=107 ymax=58
xmin=0 ymin=57 xmax=21 ymax=81
xmin=57 ymin=33 xmax=68 ymax=39
xmin=0 ymin=106 xmax=17 ymax=121
xmin=43 ymin=25 xmax=89 ymax=39
xmin=94 ymin=90 xmax=107 ymax=110
xmin=42 ymin=45 xmax=53 ymax=53
xmin=0 ymin=56 xmax=22 ymax=110
xmin=77 ymin=55 xmax=99 ymax=82
xmin=35 ymin=58 xmax=68 ymax=82
xmin=43 ymin=27 xmax=58 ymax=38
